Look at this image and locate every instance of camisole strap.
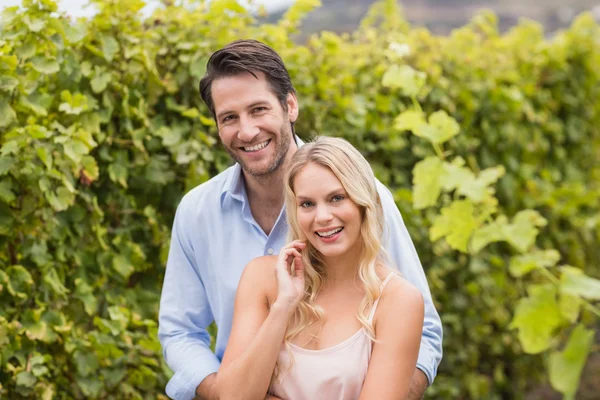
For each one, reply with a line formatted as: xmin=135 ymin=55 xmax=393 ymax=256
xmin=367 ymin=272 xmax=396 ymax=323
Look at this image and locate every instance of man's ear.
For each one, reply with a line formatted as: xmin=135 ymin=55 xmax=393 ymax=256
xmin=286 ymin=92 xmax=299 ymax=123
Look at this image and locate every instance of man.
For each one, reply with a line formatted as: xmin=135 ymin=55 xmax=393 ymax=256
xmin=158 ymin=39 xmax=442 ymax=400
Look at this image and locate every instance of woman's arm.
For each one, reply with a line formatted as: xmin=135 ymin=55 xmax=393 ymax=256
xmin=359 ymin=278 xmax=425 ymax=400
xmin=216 ymin=241 xmax=305 ymax=400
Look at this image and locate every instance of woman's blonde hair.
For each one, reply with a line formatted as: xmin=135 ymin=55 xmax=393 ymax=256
xmin=274 ymin=136 xmax=388 ymax=379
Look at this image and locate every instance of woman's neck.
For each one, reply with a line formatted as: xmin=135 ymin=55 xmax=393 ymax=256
xmin=321 ymin=246 xmax=363 ymax=286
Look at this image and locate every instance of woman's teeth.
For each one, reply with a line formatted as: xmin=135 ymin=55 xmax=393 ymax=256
xmin=316 ymin=227 xmax=343 ymax=238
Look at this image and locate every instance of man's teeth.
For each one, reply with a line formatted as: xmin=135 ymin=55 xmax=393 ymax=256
xmin=243 ymin=140 xmax=269 ymax=152
xmin=316 ymin=227 xmax=343 ymax=237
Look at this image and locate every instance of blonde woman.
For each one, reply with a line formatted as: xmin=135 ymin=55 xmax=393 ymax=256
xmin=216 ymin=136 xmax=425 ymax=400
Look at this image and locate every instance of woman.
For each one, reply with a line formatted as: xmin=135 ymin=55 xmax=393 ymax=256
xmin=216 ymin=136 xmax=424 ymax=400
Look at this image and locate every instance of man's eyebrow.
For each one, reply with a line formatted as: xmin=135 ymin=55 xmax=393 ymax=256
xmin=247 ymin=101 xmax=269 ymax=109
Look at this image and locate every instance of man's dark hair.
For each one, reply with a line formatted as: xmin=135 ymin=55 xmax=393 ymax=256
xmin=199 ymin=39 xmax=296 ymax=119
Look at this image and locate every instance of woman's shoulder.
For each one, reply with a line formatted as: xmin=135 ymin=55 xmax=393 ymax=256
xmin=241 ymin=255 xmax=278 ymax=300
xmin=242 ymin=255 xmax=277 ymax=281
xmin=375 ymin=266 xmax=424 ymax=316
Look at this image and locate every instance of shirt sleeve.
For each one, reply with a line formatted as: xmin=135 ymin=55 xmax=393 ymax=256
xmin=376 ymin=180 xmax=443 ymax=384
xmin=158 ymin=199 xmax=221 ymax=400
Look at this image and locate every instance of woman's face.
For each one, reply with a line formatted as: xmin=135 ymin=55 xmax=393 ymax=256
xmin=292 ymin=162 xmax=362 ymax=262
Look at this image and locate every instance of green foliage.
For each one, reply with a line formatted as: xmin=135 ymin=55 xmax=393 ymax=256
xmin=1 ymin=0 xmax=598 ymax=398
xmin=383 ymin=29 xmax=599 ymax=397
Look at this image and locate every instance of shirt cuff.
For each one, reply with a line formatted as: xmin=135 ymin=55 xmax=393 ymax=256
xmin=165 ymin=356 xmax=220 ymax=400
xmin=416 ymin=345 xmax=437 ymax=386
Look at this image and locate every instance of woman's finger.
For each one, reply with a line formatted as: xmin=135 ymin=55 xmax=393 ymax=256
xmin=293 ymin=256 xmax=304 ymax=278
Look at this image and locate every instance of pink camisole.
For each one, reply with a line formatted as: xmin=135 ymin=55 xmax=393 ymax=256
xmin=268 ymin=273 xmax=395 ymax=400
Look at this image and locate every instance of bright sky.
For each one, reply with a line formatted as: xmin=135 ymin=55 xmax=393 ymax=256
xmin=2 ymin=0 xmax=295 ymax=18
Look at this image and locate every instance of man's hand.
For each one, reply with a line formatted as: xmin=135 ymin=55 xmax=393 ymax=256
xmin=407 ymin=369 xmax=428 ymax=400
xmin=194 ymin=373 xmax=218 ymax=400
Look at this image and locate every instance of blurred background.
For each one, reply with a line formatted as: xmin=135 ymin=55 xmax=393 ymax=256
xmin=4 ymin=0 xmax=600 ymax=34
xmin=1 ymin=0 xmax=599 ymax=399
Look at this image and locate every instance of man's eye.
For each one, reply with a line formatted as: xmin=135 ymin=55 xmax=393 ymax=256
xmin=253 ymin=107 xmax=267 ymax=113
xmin=221 ymin=115 xmax=236 ymax=124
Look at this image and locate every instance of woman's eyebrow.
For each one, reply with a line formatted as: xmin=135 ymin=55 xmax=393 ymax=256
xmin=295 ymin=188 xmax=345 ymax=200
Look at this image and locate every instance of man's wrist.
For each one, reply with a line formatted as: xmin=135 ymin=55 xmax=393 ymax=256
xmin=194 ymin=372 xmax=218 ymax=400
xmin=407 ymin=368 xmax=428 ymax=400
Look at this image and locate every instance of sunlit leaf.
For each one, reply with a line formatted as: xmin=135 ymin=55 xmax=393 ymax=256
xmin=90 ymin=72 xmax=112 ymax=93
xmin=0 ymin=75 xmax=19 ymax=92
xmin=81 ymin=155 xmax=99 ymax=182
xmin=30 ymin=56 xmax=60 ymax=74
xmin=560 ymin=266 xmax=600 ymax=300
xmin=73 ymin=350 xmax=99 ymax=378
xmin=19 ymin=93 xmax=52 ymax=116
xmin=441 ymin=157 xmax=473 ymax=192
xmin=382 ymin=64 xmax=426 ymax=97
xmin=63 ymin=139 xmax=89 ymax=163
xmin=559 ymin=292 xmax=581 ymax=324
xmin=510 ymin=284 xmax=563 ymax=354
xmin=412 ymin=157 xmax=444 ymax=209
xmin=0 ymin=157 xmax=15 ymax=176
xmin=59 ymin=91 xmax=89 ymax=115
xmin=16 ymin=371 xmax=36 ymax=388
xmin=457 ymin=166 xmax=505 ymax=202
xmin=37 ymin=147 xmax=53 ymax=170
xmin=75 ymin=278 xmax=97 ymax=315
xmin=0 ymin=99 xmax=17 ymax=128
xmin=415 ymin=110 xmax=460 ymax=145
xmin=509 ymin=249 xmax=561 ymax=277
xmin=394 ymin=109 xmax=426 ymax=132
xmin=549 ymin=324 xmax=594 ymax=398
xmin=430 ymin=199 xmax=478 ymax=252
xmin=6 ymin=265 xmax=33 ymax=297
xmin=46 ymin=186 xmax=75 ymax=212
xmin=0 ymin=180 xmax=16 ymax=204
xmin=100 ymin=35 xmax=120 ymax=62
xmin=112 ymin=255 xmax=134 ymax=279
xmin=24 ymin=15 xmax=46 ymax=32
xmin=43 ymin=268 xmax=69 ymax=297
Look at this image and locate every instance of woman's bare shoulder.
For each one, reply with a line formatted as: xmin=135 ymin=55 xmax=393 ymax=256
xmin=241 ymin=255 xmax=278 ymax=302
xmin=242 ymin=255 xmax=277 ymax=281
xmin=376 ymin=266 xmax=424 ymax=317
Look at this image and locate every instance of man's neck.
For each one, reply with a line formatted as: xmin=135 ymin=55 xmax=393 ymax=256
xmin=244 ymin=167 xmax=286 ymax=210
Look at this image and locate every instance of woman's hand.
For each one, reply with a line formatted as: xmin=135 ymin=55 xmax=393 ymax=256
xmin=273 ymin=240 xmax=306 ymax=312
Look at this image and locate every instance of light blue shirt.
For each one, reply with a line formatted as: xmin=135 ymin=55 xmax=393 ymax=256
xmin=158 ymin=159 xmax=443 ymax=400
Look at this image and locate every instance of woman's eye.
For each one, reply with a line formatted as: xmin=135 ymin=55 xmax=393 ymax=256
xmin=332 ymin=195 xmax=345 ymax=202
xmin=299 ymin=201 xmax=313 ymax=208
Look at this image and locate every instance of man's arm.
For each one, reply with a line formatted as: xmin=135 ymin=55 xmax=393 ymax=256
xmin=159 ymin=200 xmax=220 ymax=400
xmin=193 ymin=373 xmax=217 ymax=400
xmin=376 ymin=181 xmax=444 ymax=387
xmin=408 ymin=369 xmax=428 ymax=400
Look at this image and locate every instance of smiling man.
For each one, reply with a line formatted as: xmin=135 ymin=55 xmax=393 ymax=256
xmin=158 ymin=39 xmax=442 ymax=400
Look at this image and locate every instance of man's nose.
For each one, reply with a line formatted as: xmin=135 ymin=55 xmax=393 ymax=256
xmin=238 ymin=115 xmax=260 ymax=142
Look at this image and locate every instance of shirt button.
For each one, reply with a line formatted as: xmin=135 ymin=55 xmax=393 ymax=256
xmin=267 ymin=248 xmax=274 ymax=255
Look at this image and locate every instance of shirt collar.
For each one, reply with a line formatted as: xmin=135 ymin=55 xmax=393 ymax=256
xmin=219 ymin=135 xmax=305 ymax=207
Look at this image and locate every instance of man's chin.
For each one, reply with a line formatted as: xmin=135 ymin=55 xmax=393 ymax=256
xmin=239 ymin=161 xmax=275 ymax=178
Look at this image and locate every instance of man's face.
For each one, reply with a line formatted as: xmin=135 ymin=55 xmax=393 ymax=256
xmin=211 ymin=72 xmax=298 ymax=178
